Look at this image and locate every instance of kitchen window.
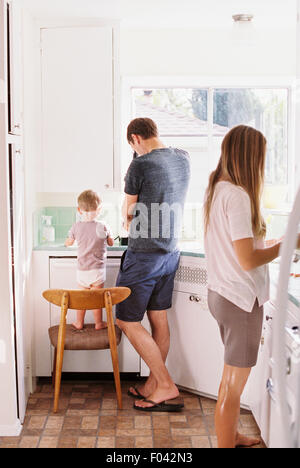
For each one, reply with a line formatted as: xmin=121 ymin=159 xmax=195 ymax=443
xmin=128 ymin=85 xmax=291 ymax=246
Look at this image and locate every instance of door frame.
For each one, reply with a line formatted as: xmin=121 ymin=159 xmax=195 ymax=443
xmin=0 ymin=0 xmax=22 ymax=436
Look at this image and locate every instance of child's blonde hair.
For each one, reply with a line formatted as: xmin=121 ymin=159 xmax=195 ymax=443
xmin=78 ymin=190 xmax=101 ymax=212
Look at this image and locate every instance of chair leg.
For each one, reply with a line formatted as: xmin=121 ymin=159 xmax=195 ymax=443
xmin=109 ymin=331 xmax=122 ymax=410
xmin=52 ymin=348 xmax=57 ymax=387
xmin=105 ymin=291 xmax=122 ymax=410
xmin=53 ymin=338 xmax=64 ymax=413
xmin=53 ymin=292 xmax=68 ymax=413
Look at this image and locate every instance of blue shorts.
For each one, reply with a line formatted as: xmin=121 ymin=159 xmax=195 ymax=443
xmin=116 ymin=249 xmax=180 ymax=322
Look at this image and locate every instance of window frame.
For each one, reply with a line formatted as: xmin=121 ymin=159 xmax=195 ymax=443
xmin=122 ymin=76 xmax=296 ymax=206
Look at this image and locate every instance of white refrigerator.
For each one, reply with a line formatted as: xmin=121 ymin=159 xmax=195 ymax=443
xmin=269 ymin=186 xmax=300 ymax=448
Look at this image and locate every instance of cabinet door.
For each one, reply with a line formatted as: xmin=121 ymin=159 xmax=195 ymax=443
xmin=246 ymin=311 xmax=273 ymax=445
xmin=49 ymin=257 xmax=140 ymax=373
xmin=41 ymin=27 xmax=114 ymax=192
xmin=9 ymin=144 xmax=28 ymax=423
xmin=8 ymin=0 xmax=22 ymax=135
xmin=166 ymin=290 xmax=224 ymax=398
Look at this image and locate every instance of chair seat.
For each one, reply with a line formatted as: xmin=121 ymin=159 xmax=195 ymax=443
xmin=48 ymin=323 xmax=122 ymax=350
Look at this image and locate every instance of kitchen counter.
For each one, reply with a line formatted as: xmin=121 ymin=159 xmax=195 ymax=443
xmin=33 ymin=243 xmax=299 ymax=309
xmin=33 ymin=242 xmax=205 ymax=258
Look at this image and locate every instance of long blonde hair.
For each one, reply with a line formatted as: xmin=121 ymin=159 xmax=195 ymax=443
xmin=204 ymin=125 xmax=267 ymax=238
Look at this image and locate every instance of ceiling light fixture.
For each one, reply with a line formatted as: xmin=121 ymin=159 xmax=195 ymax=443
xmin=231 ymin=13 xmax=255 ymax=47
xmin=232 ymin=14 xmax=254 ymax=23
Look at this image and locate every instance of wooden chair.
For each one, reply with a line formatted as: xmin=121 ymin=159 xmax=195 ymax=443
xmin=42 ymin=287 xmax=131 ymax=413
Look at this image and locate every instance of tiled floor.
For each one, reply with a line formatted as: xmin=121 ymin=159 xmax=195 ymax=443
xmin=0 ymin=380 xmax=265 ymax=449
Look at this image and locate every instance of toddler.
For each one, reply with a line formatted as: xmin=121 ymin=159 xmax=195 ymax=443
xmin=65 ymin=190 xmax=114 ymax=330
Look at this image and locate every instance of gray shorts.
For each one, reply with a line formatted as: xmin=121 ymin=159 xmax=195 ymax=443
xmin=207 ymin=289 xmax=264 ymax=368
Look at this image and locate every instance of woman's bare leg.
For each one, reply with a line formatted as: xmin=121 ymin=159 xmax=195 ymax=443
xmin=215 ymin=364 xmax=261 ymax=448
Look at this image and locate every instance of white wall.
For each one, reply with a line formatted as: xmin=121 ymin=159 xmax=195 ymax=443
xmin=22 ymin=10 xmax=43 ymax=388
xmin=120 ymin=27 xmax=296 ymax=77
xmin=21 ymin=0 xmax=297 ymax=78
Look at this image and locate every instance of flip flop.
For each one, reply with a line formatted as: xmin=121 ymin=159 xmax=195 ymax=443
xmin=134 ymin=398 xmax=184 ymax=413
xmin=127 ymin=387 xmax=145 ymax=400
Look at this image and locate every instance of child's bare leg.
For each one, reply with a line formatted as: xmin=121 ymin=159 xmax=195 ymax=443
xmin=73 ymin=284 xmax=88 ymax=330
xmin=73 ymin=310 xmax=86 ymax=330
xmin=91 ymin=283 xmax=107 ymax=330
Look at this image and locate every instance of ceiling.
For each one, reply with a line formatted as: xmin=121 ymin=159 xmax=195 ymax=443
xmin=20 ymin=0 xmax=297 ymax=29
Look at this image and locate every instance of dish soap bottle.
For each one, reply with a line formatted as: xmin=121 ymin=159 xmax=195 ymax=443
xmin=41 ymin=216 xmax=55 ymax=243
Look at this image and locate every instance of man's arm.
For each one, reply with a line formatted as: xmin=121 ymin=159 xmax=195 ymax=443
xmin=122 ymin=194 xmax=138 ymax=231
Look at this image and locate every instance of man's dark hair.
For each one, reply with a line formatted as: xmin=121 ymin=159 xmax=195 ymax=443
xmin=127 ymin=118 xmax=158 ymax=143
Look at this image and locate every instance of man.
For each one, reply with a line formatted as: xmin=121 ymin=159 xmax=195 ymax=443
xmin=116 ymin=117 xmax=190 ymax=411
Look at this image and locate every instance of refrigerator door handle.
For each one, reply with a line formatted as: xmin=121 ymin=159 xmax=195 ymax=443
xmin=266 ymin=378 xmax=276 ymax=402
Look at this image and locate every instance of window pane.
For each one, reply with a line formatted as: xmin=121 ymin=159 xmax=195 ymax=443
xmin=213 ymin=88 xmax=289 ymax=186
xmin=132 ymin=88 xmax=208 ymax=136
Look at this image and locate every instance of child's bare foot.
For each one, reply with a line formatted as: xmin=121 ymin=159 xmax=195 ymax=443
xmin=95 ymin=321 xmax=108 ymax=330
xmin=72 ymin=322 xmax=84 ymax=330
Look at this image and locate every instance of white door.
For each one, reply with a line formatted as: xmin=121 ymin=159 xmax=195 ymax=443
xmin=9 ymin=144 xmax=29 ymax=423
xmin=49 ymin=257 xmax=140 ymax=373
xmin=166 ymin=290 xmax=224 ymax=397
xmin=41 ymin=27 xmax=114 ymax=193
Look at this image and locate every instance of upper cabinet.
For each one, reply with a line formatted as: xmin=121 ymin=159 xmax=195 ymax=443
xmin=7 ymin=0 xmax=23 ymax=136
xmin=40 ymin=26 xmax=118 ymax=193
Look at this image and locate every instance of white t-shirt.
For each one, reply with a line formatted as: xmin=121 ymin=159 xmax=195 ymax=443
xmin=204 ymin=181 xmax=270 ymax=312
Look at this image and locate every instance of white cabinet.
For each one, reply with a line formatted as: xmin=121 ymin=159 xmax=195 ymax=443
xmin=7 ymin=0 xmax=22 ymax=135
xmin=40 ymin=26 xmax=116 ymax=193
xmin=32 ymin=252 xmax=140 ymax=376
xmin=247 ymin=304 xmax=274 ymax=446
xmin=166 ymin=290 xmax=224 ymax=398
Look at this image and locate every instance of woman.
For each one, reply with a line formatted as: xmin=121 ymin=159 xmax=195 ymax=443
xmin=204 ymin=125 xmax=297 ymax=448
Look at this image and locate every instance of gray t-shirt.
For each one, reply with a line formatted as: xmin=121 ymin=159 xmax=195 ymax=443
xmin=124 ymin=147 xmax=190 ymax=252
xmin=68 ymin=221 xmax=112 ymax=271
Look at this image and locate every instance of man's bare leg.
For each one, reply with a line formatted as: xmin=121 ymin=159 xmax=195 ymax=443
xmin=116 ymin=318 xmax=179 ymax=407
xmin=129 ymin=309 xmax=170 ymax=399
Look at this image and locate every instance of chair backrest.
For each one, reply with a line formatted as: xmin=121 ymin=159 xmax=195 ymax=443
xmin=43 ymin=287 xmax=131 ymax=310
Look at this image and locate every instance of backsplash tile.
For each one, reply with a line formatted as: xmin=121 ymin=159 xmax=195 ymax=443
xmin=34 ymin=205 xmax=123 ymax=247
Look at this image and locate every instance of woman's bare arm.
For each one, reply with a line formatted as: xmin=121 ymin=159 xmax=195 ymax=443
xmin=233 ymin=235 xmax=300 ymax=271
